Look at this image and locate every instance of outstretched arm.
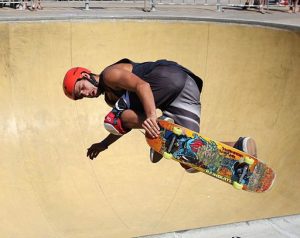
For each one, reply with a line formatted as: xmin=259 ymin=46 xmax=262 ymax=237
xmin=87 ymin=134 xmax=122 ymax=160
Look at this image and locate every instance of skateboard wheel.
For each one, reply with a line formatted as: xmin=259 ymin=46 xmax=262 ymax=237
xmin=173 ymin=127 xmax=182 ymax=135
xmin=163 ymin=152 xmax=173 ymax=160
xmin=244 ymin=157 xmax=254 ymax=165
xmin=233 ymin=181 xmax=243 ymax=190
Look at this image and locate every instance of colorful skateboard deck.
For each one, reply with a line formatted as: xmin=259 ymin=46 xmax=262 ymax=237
xmin=146 ymin=120 xmax=275 ymax=193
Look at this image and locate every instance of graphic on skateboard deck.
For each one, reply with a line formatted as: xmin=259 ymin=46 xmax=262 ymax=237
xmin=146 ymin=120 xmax=275 ymax=193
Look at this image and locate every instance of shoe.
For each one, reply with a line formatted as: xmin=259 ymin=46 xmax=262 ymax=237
xmin=179 ymin=163 xmax=199 ymax=173
xmin=259 ymin=5 xmax=265 ymax=14
xmin=157 ymin=115 xmax=174 ymax=123
xmin=150 ymin=116 xmax=174 ymax=163
xmin=242 ymin=1 xmax=249 ymax=10
xmin=150 ymin=149 xmax=163 ymax=163
xmin=233 ymin=137 xmax=257 ymax=157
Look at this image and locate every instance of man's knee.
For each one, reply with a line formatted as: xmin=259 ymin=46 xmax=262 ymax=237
xmin=104 ymin=97 xmax=131 ymax=136
xmin=104 ymin=110 xmax=131 ymax=135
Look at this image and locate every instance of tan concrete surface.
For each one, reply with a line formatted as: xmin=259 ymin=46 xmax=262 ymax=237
xmin=142 ymin=214 xmax=300 ymax=238
xmin=0 ymin=20 xmax=299 ymax=238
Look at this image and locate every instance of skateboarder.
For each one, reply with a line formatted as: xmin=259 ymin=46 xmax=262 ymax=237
xmin=63 ymin=58 xmax=257 ymax=172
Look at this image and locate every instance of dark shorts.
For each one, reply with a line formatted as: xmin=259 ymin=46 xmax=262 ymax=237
xmin=163 ymin=75 xmax=201 ymax=132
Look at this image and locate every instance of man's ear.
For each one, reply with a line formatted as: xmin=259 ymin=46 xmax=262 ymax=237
xmin=81 ymin=72 xmax=90 ymax=79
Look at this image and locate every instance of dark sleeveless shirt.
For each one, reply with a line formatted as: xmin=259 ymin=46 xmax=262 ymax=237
xmin=115 ymin=58 xmax=203 ymax=92
xmin=100 ymin=58 xmax=203 ymax=111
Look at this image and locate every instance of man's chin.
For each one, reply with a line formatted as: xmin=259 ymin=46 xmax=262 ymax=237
xmin=95 ymin=90 xmax=102 ymax=97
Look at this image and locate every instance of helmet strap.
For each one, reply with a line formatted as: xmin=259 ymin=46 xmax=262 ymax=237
xmin=85 ymin=73 xmax=105 ymax=96
xmin=86 ymin=74 xmax=99 ymax=87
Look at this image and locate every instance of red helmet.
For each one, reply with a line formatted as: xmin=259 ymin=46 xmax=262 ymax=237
xmin=63 ymin=67 xmax=91 ymax=100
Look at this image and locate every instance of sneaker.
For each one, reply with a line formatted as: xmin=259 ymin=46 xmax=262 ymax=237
xmin=233 ymin=137 xmax=257 ymax=157
xmin=150 ymin=149 xmax=163 ymax=163
xmin=150 ymin=116 xmax=174 ymax=163
xmin=158 ymin=115 xmax=174 ymax=123
xmin=180 ymin=163 xmax=199 ymax=173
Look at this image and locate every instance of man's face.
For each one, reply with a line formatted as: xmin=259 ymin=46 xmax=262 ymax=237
xmin=74 ymin=79 xmax=98 ymax=100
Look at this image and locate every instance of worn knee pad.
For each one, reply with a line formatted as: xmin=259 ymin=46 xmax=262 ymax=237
xmin=104 ymin=96 xmax=131 ymax=136
xmin=104 ymin=111 xmax=129 ymax=135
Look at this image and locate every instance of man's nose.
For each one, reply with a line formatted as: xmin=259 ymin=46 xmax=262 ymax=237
xmin=81 ymin=90 xmax=88 ymax=96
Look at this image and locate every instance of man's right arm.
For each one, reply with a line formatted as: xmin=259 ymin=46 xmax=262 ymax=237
xmin=87 ymin=134 xmax=122 ymax=160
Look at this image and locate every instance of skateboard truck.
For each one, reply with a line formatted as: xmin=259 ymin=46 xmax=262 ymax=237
xmin=167 ymin=135 xmax=177 ymax=153
xmin=238 ymin=164 xmax=249 ymax=184
xmin=233 ymin=158 xmax=254 ymax=190
xmin=163 ymin=127 xmax=184 ymax=160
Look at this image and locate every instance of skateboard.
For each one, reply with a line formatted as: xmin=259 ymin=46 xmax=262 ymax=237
xmin=146 ymin=120 xmax=275 ymax=193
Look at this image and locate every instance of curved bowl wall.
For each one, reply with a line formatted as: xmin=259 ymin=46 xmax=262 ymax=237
xmin=0 ymin=20 xmax=299 ymax=238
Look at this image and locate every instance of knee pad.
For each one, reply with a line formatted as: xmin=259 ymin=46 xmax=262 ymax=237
xmin=104 ymin=96 xmax=131 ymax=136
xmin=104 ymin=110 xmax=130 ymax=136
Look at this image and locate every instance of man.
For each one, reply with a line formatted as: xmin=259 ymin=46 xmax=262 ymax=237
xmin=63 ymin=58 xmax=257 ymax=172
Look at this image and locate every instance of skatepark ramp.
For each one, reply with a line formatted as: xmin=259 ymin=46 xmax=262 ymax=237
xmin=0 ymin=20 xmax=299 ymax=238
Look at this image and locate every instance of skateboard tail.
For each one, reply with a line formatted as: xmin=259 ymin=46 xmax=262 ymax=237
xmin=246 ymin=164 xmax=276 ymax=192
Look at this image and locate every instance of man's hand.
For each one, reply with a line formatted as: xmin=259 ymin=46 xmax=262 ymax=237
xmin=87 ymin=134 xmax=122 ymax=160
xmin=87 ymin=142 xmax=108 ymax=160
xmin=142 ymin=114 xmax=160 ymax=138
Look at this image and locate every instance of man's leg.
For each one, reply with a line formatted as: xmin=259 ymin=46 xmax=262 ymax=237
xmin=163 ymin=75 xmax=201 ymax=173
xmin=223 ymin=137 xmax=257 ymax=157
xmin=103 ymin=95 xmax=143 ymax=136
xmin=121 ymin=109 xmax=145 ymax=130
